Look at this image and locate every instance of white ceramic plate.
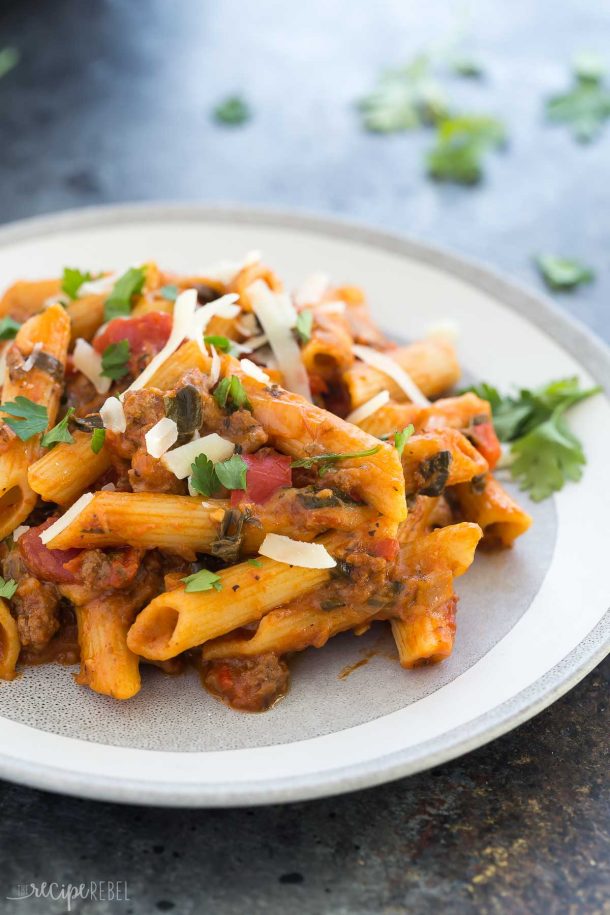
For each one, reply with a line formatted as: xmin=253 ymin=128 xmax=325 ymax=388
xmin=0 ymin=204 xmax=608 ymax=807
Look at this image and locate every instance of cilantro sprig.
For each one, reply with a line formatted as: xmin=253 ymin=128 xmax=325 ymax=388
xmin=394 ymin=424 xmax=415 ymax=458
xmin=213 ymin=375 xmax=251 ymax=413
xmin=427 ymin=115 xmax=505 ymax=184
xmin=291 ymin=445 xmax=381 ymax=476
xmin=204 ymin=335 xmax=236 ymax=354
xmin=546 ymin=55 xmax=610 ymax=143
xmin=182 ymin=569 xmax=222 ymax=593
xmin=61 ymin=268 xmax=93 ymax=300
xmin=2 ymin=396 xmax=48 ymax=440
xmin=535 ymin=255 xmax=594 ymax=291
xmin=101 ymin=339 xmax=131 ymax=380
xmin=104 ymin=267 xmax=147 ymax=322
xmin=295 ymin=309 xmax=313 ymax=344
xmin=91 ymin=428 xmax=106 ymax=454
xmin=190 ymin=453 xmax=248 ymax=497
xmin=213 ymin=95 xmax=250 ymax=126
xmin=358 ymin=55 xmax=448 ymax=133
xmin=0 ymin=316 xmax=21 ymax=340
xmin=465 ymin=377 xmax=601 ymax=501
xmin=41 ymin=408 xmax=75 ymax=448
xmin=0 ymin=576 xmax=18 ymax=599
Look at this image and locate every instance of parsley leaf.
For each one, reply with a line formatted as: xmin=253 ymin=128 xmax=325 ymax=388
xmin=2 ymin=396 xmax=48 ymax=440
xmin=291 ymin=445 xmax=381 ymax=473
xmin=295 ymin=309 xmax=313 ymax=344
xmin=213 ymin=95 xmax=250 ymax=126
xmin=204 ymin=335 xmax=235 ymax=354
xmin=535 ymin=255 xmax=595 ymax=291
xmin=91 ymin=428 xmax=106 ymax=454
xmin=182 ymin=569 xmax=222 ymax=593
xmin=101 ymin=339 xmax=131 ymax=380
xmin=247 ymin=558 xmax=262 ymax=568
xmin=0 ymin=576 xmax=18 ymax=599
xmin=451 ymin=56 xmax=484 ymax=78
xmin=190 ymin=454 xmax=222 ymax=498
xmin=464 ymin=376 xmax=600 ymax=500
xmin=0 ymin=316 xmax=21 ymax=340
xmin=214 ymin=454 xmax=248 ymax=491
xmin=160 ymin=284 xmax=178 ymax=302
xmin=546 ymin=59 xmax=610 ymax=142
xmin=213 ymin=375 xmax=251 ymax=413
xmin=0 ymin=47 xmax=19 ymax=81
xmin=359 ymin=55 xmax=448 ymax=133
xmin=104 ymin=267 xmax=147 ymax=322
xmin=61 ymin=267 xmax=92 ymax=300
xmin=394 ymin=424 xmax=415 ymax=458
xmin=427 ymin=115 xmax=505 ymax=184
xmin=41 ymin=407 xmax=75 ymax=448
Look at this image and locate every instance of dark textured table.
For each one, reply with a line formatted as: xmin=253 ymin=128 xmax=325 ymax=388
xmin=0 ymin=1 xmax=608 ymax=912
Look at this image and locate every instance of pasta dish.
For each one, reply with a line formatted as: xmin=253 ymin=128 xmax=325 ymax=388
xmin=0 ymin=255 xmax=532 ymax=711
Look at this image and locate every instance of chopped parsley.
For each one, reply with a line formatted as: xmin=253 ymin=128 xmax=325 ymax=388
xmin=0 ymin=47 xmax=19 ymax=81
xmin=214 ymin=454 xmax=248 ymax=491
xmin=182 ymin=569 xmax=222 ymax=593
xmin=451 ymin=56 xmax=484 ymax=78
xmin=1 ymin=396 xmax=48 ymax=440
xmin=0 ymin=316 xmax=21 ymax=340
xmin=535 ymin=255 xmax=595 ymax=291
xmin=427 ymin=115 xmax=505 ymax=184
xmin=61 ymin=268 xmax=93 ymax=300
xmin=41 ymin=408 xmax=75 ymax=448
xmin=159 ymin=284 xmax=178 ymax=302
xmin=394 ymin=424 xmax=415 ymax=458
xmin=546 ymin=56 xmax=610 ymax=142
xmin=213 ymin=375 xmax=251 ymax=413
xmin=358 ymin=54 xmax=448 ymax=133
xmin=104 ymin=266 xmax=147 ymax=322
xmin=91 ymin=427 xmax=106 ymax=454
xmin=295 ymin=309 xmax=313 ymax=344
xmin=190 ymin=453 xmax=248 ymax=497
xmin=464 ymin=377 xmax=601 ymax=500
xmin=247 ymin=558 xmax=263 ymax=568
xmin=101 ymin=339 xmax=131 ymax=380
xmin=213 ymin=95 xmax=251 ymax=126
xmin=0 ymin=576 xmax=18 ymax=599
xmin=291 ymin=445 xmax=381 ymax=476
xmin=204 ymin=335 xmax=235 ymax=354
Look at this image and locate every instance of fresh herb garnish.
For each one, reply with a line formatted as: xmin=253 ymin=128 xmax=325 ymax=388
xmin=451 ymin=56 xmax=484 ymax=78
xmin=295 ymin=309 xmax=313 ymax=344
xmin=41 ymin=408 xmax=75 ymax=448
xmin=358 ymin=54 xmax=448 ymax=133
xmin=0 ymin=316 xmax=21 ymax=340
xmin=91 ymin=427 xmax=106 ymax=454
xmin=204 ymin=335 xmax=235 ymax=354
xmin=214 ymin=454 xmax=248 ymax=491
xmin=291 ymin=445 xmax=381 ymax=475
xmin=247 ymin=558 xmax=263 ymax=568
xmin=213 ymin=375 xmax=251 ymax=413
xmin=61 ymin=268 xmax=93 ymax=300
xmin=104 ymin=267 xmax=147 ymax=322
xmin=0 ymin=47 xmax=19 ymax=80
xmin=213 ymin=95 xmax=250 ymax=126
xmin=160 ymin=284 xmax=178 ymax=302
xmin=464 ymin=377 xmax=600 ymax=500
xmin=101 ymin=339 xmax=131 ymax=380
xmin=182 ymin=569 xmax=222 ymax=593
xmin=1 ymin=396 xmax=48 ymax=441
xmin=535 ymin=255 xmax=595 ymax=291
xmin=394 ymin=424 xmax=415 ymax=458
xmin=427 ymin=115 xmax=505 ymax=184
xmin=0 ymin=576 xmax=18 ymax=599
xmin=546 ymin=56 xmax=610 ymax=142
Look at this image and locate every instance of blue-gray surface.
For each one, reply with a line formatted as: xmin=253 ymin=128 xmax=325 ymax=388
xmin=0 ymin=0 xmax=608 ymax=913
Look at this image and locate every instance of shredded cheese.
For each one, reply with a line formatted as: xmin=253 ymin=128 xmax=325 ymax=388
xmin=352 ymin=344 xmax=430 ymax=407
xmin=12 ymin=525 xmax=30 ymax=541
xmin=316 ymin=300 xmax=346 ymax=314
xmin=100 ymin=397 xmax=126 ymax=433
xmin=73 ymin=339 xmax=111 ymax=394
xmin=188 ymin=294 xmax=241 ymax=349
xmin=145 ymin=417 xmax=179 ymax=459
xmin=248 ymin=280 xmax=312 ymax=401
xmin=40 ymin=493 xmax=94 ymax=545
xmin=240 ymin=358 xmax=270 ymax=384
xmin=161 ymin=433 xmax=235 ymax=479
xmin=78 ymin=273 xmax=117 ymax=297
xmin=209 ymin=344 xmax=221 ymax=385
xmin=198 ymin=250 xmax=261 ymax=285
xmin=126 ymin=288 xmax=199 ymax=393
xmin=258 ymin=534 xmax=336 ymax=569
xmin=22 ymin=342 xmax=43 ymax=373
xmin=294 ymin=273 xmax=330 ymax=307
xmin=346 ymin=390 xmax=390 ymax=425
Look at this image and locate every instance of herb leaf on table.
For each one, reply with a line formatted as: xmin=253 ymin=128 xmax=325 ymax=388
xmin=546 ymin=57 xmax=610 ymax=142
xmin=535 ymin=255 xmax=595 ymax=291
xmin=427 ymin=115 xmax=505 ymax=184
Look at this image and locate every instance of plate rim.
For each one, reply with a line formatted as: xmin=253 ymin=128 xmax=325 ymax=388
xmin=0 ymin=201 xmax=607 ymax=807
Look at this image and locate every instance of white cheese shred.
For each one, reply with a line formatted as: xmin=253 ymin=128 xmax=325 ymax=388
xmin=12 ymin=525 xmax=30 ymax=541
xmin=352 ymin=344 xmax=430 ymax=407
xmin=73 ymin=339 xmax=111 ymax=395
xmin=248 ymin=280 xmax=312 ymax=401
xmin=209 ymin=344 xmax=221 ymax=385
xmin=126 ymin=288 xmax=199 ymax=393
xmin=294 ymin=273 xmax=330 ymax=307
xmin=40 ymin=493 xmax=94 ymax=545
xmin=100 ymin=397 xmax=127 ymax=433
xmin=145 ymin=417 xmax=179 ymax=459
xmin=258 ymin=534 xmax=337 ymax=569
xmin=198 ymin=251 xmax=261 ymax=285
xmin=161 ymin=433 xmax=235 ymax=480
xmin=22 ymin=342 xmax=43 ymax=373
xmin=346 ymin=390 xmax=391 ymax=425
xmin=239 ymin=358 xmax=270 ymax=384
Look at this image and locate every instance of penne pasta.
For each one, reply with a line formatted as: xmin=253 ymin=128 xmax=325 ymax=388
xmin=0 ymin=598 xmax=20 ymax=681
xmin=451 ymin=475 xmax=533 ymax=547
xmin=28 ymin=431 xmax=111 ymax=506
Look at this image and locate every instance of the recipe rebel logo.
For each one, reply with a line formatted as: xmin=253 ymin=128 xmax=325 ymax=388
xmin=6 ymin=881 xmax=130 ymax=910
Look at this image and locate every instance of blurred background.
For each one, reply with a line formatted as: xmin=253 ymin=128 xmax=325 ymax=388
xmin=0 ymin=2 xmax=608 ymax=913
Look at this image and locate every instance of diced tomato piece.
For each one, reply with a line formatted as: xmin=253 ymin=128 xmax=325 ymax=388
xmin=468 ymin=421 xmax=502 ymax=469
xmin=231 ymin=451 xmax=292 ymax=505
xmin=369 ymin=538 xmax=399 ymax=562
xmin=93 ymin=312 xmax=172 ymax=375
xmin=19 ymin=519 xmax=82 ymax=584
